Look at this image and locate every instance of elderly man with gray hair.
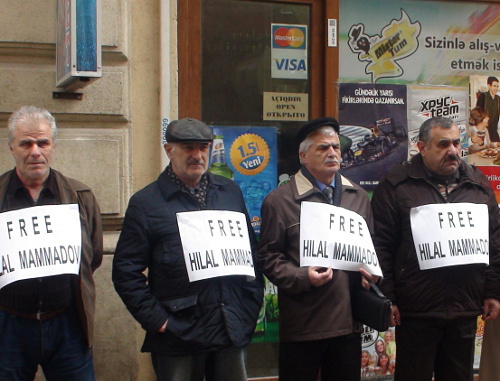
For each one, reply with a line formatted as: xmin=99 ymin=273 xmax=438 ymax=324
xmin=113 ymin=118 xmax=263 ymax=381
xmin=258 ymin=117 xmax=376 ymax=381
xmin=0 ymin=105 xmax=103 ymax=380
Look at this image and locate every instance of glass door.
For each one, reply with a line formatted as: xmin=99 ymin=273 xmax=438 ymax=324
xmin=177 ymin=1 xmax=332 ymax=377
xmin=202 ymin=0 xmax=312 ymax=175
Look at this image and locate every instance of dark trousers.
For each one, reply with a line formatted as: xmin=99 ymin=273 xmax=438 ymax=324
xmin=0 ymin=306 xmax=95 ymax=381
xmin=395 ymin=317 xmax=477 ymax=381
xmin=279 ymin=333 xmax=361 ymax=381
xmin=151 ymin=346 xmax=247 ymax=381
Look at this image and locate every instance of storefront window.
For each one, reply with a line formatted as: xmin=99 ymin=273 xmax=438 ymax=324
xmin=202 ymin=0 xmax=311 ymax=176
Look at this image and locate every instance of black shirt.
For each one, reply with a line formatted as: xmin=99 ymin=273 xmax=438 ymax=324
xmin=0 ymin=170 xmax=75 ymax=313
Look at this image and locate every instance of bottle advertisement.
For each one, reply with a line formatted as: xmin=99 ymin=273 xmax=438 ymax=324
xmin=209 ymin=126 xmax=278 ymax=237
xmin=209 ymin=126 xmax=279 ymax=343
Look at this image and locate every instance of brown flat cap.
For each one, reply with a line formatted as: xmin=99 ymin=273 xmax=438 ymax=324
xmin=165 ymin=118 xmax=213 ymax=143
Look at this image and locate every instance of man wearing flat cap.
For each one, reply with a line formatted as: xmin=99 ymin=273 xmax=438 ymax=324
xmin=112 ymin=118 xmax=263 ymax=381
xmin=258 ymin=117 xmax=376 ymax=381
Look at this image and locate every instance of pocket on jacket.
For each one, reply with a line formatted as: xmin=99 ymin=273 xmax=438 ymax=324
xmin=160 ymin=294 xmax=198 ymax=313
xmin=160 ymin=294 xmax=206 ymax=344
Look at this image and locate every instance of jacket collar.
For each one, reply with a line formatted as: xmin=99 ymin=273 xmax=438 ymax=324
xmin=157 ymin=168 xmax=224 ymax=201
xmin=293 ymin=166 xmax=357 ymax=200
xmin=0 ymin=168 xmax=88 ymax=206
xmin=386 ymin=153 xmax=487 ymax=189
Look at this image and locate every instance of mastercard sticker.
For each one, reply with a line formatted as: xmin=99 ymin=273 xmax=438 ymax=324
xmin=272 ymin=25 xmax=307 ymax=50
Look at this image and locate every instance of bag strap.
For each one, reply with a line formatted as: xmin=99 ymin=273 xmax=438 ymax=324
xmin=368 ymin=280 xmax=387 ymax=299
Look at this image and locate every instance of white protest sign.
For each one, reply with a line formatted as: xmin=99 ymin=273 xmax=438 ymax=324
xmin=177 ymin=210 xmax=255 ymax=282
xmin=299 ymin=201 xmax=382 ymax=276
xmin=410 ymin=203 xmax=489 ymax=270
xmin=0 ymin=204 xmax=82 ymax=289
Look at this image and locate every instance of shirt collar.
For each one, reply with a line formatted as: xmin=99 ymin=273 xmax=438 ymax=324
xmin=314 ymin=177 xmax=336 ymax=191
xmin=300 ymin=166 xmax=336 ymax=190
xmin=422 ymin=164 xmax=460 ymax=186
xmin=9 ymin=169 xmax=57 ymax=196
xmin=165 ymin=165 xmax=209 ymax=208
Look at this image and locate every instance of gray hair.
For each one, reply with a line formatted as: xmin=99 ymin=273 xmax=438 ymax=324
xmin=299 ymin=126 xmax=338 ymax=164
xmin=418 ymin=117 xmax=455 ymax=145
xmin=7 ymin=105 xmax=57 ymax=144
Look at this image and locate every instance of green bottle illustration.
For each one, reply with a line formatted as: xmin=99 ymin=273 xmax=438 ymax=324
xmin=254 ymin=276 xmax=268 ymax=337
xmin=209 ymin=135 xmax=234 ymax=179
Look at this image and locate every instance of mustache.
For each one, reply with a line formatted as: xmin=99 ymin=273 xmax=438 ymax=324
xmin=325 ymin=158 xmax=341 ymax=164
xmin=445 ymin=154 xmax=460 ymax=162
xmin=187 ymin=159 xmax=205 ymax=165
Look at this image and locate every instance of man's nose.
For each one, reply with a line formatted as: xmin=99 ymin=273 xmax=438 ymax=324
xmin=191 ymin=147 xmax=204 ymax=159
xmin=30 ymin=143 xmax=41 ymax=156
xmin=449 ymin=143 xmax=460 ymax=157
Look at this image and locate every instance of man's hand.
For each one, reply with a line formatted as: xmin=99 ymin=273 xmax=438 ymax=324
xmin=482 ymin=298 xmax=500 ymax=321
xmin=359 ymin=268 xmax=380 ymax=290
xmin=308 ymin=266 xmax=333 ymax=287
xmin=390 ymin=305 xmax=400 ymax=326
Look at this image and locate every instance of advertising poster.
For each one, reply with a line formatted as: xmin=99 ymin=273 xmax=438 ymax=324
xmin=360 ymin=321 xmax=484 ymax=379
xmin=209 ymin=126 xmax=278 ymax=236
xmin=271 ymin=24 xmax=308 ymax=80
xmin=209 ymin=126 xmax=279 ymax=343
xmin=339 ymin=83 xmax=408 ymax=191
xmin=407 ymin=86 xmax=469 ymax=160
xmin=468 ymin=75 xmax=500 ymax=204
xmin=361 ymin=327 xmax=396 ymax=379
xmin=361 ymin=317 xmax=484 ymax=381
xmin=252 ymin=277 xmax=279 ymax=343
xmin=339 ymin=0 xmax=499 ymax=86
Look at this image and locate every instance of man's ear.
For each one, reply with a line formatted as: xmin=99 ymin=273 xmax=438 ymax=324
xmin=299 ymin=150 xmax=307 ymax=164
xmin=164 ymin=143 xmax=172 ymax=158
xmin=416 ymin=140 xmax=426 ymax=153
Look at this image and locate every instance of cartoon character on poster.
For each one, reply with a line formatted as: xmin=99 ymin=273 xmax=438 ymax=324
xmin=347 ymin=10 xmax=421 ymax=83
xmin=340 ymin=1 xmax=499 ymax=86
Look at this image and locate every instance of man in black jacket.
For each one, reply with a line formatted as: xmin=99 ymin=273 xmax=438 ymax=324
xmin=372 ymin=116 xmax=500 ymax=381
xmin=112 ymin=118 xmax=263 ymax=381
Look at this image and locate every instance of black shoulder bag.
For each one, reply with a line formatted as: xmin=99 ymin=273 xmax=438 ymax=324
xmin=351 ymin=280 xmax=392 ymax=332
